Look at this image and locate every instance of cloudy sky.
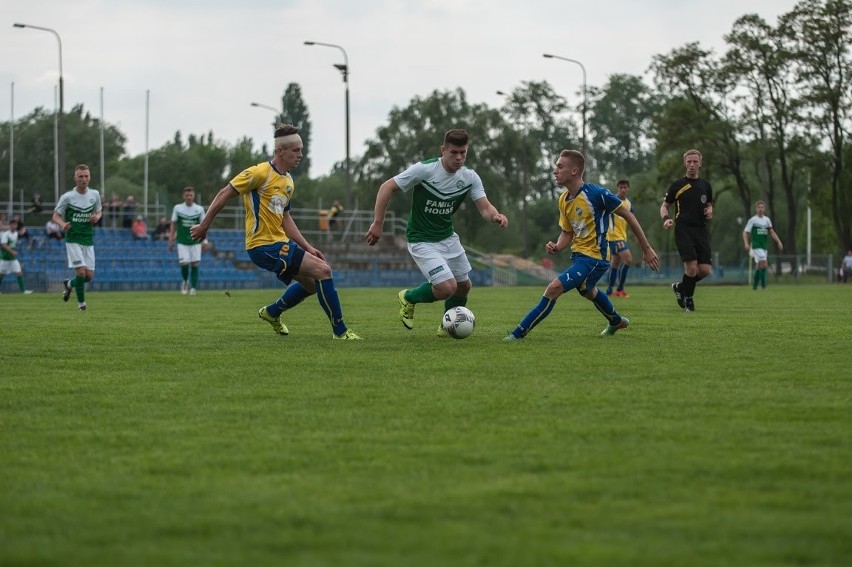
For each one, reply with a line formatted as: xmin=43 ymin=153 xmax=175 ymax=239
xmin=2 ymin=0 xmax=802 ymax=179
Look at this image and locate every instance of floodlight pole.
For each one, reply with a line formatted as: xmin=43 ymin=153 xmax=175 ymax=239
xmin=543 ymin=53 xmax=587 ymax=157
xmin=14 ymin=23 xmax=64 ymax=200
xmin=304 ymin=40 xmax=351 ymax=208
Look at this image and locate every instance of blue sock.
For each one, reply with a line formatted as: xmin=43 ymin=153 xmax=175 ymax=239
xmin=607 ymin=267 xmax=618 ymax=291
xmin=267 ymin=281 xmax=310 ymax=317
xmin=617 ymin=264 xmax=630 ymax=291
xmin=590 ymin=289 xmax=622 ymax=325
xmin=316 ymin=278 xmax=347 ymax=336
xmin=512 ymin=296 xmax=556 ymax=338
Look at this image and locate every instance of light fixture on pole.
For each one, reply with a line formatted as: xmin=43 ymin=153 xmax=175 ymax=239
xmin=543 ymin=53 xmax=587 ymax=157
xmin=14 ymin=22 xmax=64 ymax=201
xmin=250 ymin=101 xmax=279 ymax=114
xmin=304 ymin=40 xmax=351 ymax=208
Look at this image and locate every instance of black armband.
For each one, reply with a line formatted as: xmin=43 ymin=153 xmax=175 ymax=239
xmin=662 ymin=215 xmax=670 ymax=222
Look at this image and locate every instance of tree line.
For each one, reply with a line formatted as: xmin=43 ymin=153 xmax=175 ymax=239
xmin=1 ymin=0 xmax=849 ymax=265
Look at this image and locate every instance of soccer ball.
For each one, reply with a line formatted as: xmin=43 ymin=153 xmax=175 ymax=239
xmin=442 ymin=306 xmax=476 ymax=339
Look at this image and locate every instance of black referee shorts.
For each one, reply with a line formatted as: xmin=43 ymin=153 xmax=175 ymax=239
xmin=675 ymin=224 xmax=712 ymax=264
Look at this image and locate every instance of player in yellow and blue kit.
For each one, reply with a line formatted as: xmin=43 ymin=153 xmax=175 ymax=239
xmin=191 ymin=124 xmax=361 ymax=340
xmin=604 ymin=179 xmax=634 ymax=297
xmin=505 ymin=150 xmax=659 ymax=340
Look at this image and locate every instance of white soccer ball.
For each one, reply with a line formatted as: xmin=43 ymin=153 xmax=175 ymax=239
xmin=442 ymin=306 xmax=476 ymax=339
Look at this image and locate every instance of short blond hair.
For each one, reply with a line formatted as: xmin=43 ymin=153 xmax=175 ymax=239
xmin=683 ymin=149 xmax=702 ymax=161
xmin=559 ymin=149 xmax=585 ymax=174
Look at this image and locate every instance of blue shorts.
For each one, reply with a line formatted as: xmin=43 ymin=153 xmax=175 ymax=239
xmin=608 ymin=240 xmax=629 ymax=256
xmin=247 ymin=241 xmax=306 ymax=285
xmin=557 ymin=253 xmax=610 ymax=296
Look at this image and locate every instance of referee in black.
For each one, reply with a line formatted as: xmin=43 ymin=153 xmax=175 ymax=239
xmin=660 ymin=149 xmax=713 ymax=312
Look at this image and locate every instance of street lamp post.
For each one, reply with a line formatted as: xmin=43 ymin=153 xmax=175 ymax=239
xmin=543 ymin=53 xmax=587 ymax=157
xmin=14 ymin=23 xmax=64 ymax=201
xmin=304 ymin=40 xmax=351 ymax=208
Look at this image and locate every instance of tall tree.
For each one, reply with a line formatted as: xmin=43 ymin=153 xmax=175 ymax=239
xmin=586 ymin=74 xmax=658 ymax=180
xmin=725 ymin=13 xmax=806 ymax=256
xmin=280 ymin=83 xmax=312 ymax=178
xmin=650 ymin=43 xmax=755 ymax=216
xmin=781 ymin=0 xmax=852 ymax=251
xmin=496 ymin=81 xmax=573 ymax=255
xmin=0 ymin=105 xmax=126 ymax=205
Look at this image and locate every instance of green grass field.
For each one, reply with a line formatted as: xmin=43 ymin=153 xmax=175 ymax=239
xmin=2 ymin=284 xmax=851 ymax=566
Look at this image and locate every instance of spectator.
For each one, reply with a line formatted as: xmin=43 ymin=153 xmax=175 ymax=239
xmin=27 ymin=193 xmax=43 ymax=214
xmin=122 ymin=195 xmax=137 ymax=228
xmin=0 ymin=213 xmax=8 ymax=232
xmin=132 ymin=216 xmax=149 ymax=240
xmin=841 ymin=250 xmax=852 ymax=283
xmin=109 ymin=194 xmax=121 ymax=228
xmin=11 ymin=214 xmax=31 ymax=248
xmin=45 ymin=219 xmax=65 ymax=241
xmin=327 ymin=200 xmax=344 ymax=230
xmin=152 ymin=217 xmax=171 ymax=241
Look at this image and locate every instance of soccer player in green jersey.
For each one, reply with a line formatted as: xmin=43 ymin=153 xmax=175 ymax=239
xmin=53 ymin=164 xmax=103 ymax=311
xmin=365 ymin=129 xmax=509 ymax=336
xmin=0 ymin=218 xmax=31 ymax=293
xmin=169 ymin=186 xmax=206 ymax=296
xmin=742 ymin=200 xmax=783 ymax=290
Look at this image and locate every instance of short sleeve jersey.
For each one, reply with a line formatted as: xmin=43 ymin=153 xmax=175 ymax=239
xmin=558 ymin=183 xmax=624 ymax=261
xmin=54 ymin=188 xmax=102 ymax=246
xmin=743 ymin=215 xmax=773 ymax=249
xmin=664 ymin=177 xmax=712 ymax=228
xmin=1 ymin=229 xmax=18 ymax=260
xmin=229 ymin=161 xmax=295 ymax=250
xmin=171 ymin=203 xmax=206 ymax=245
xmin=607 ymin=197 xmax=632 ymax=242
xmin=393 ymin=158 xmax=487 ymax=243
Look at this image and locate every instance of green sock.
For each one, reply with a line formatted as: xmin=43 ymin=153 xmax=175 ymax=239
xmin=190 ymin=266 xmax=199 ymax=288
xmin=181 ymin=264 xmax=189 ymax=283
xmin=75 ymin=275 xmax=86 ymax=303
xmin=761 ymin=268 xmax=768 ymax=287
xmin=753 ymin=270 xmax=759 ymax=290
xmin=17 ymin=275 xmax=25 ymax=293
xmin=406 ymin=282 xmax=437 ymax=304
xmin=444 ymin=294 xmax=467 ymax=312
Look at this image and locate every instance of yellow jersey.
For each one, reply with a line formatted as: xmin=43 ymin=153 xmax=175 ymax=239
xmin=229 ymin=161 xmax=295 ymax=250
xmin=607 ymin=197 xmax=632 ymax=242
xmin=557 ymin=183 xmax=624 ymax=261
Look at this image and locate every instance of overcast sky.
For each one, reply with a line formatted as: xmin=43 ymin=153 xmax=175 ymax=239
xmin=2 ymin=0 xmax=802 ymax=180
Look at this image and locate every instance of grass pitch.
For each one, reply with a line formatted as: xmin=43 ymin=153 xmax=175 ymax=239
xmin=1 ymin=284 xmax=851 ymax=566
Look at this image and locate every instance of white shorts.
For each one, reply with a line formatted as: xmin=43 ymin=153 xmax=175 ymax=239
xmin=408 ymin=233 xmax=471 ymax=285
xmin=177 ymin=243 xmax=202 ymax=264
xmin=750 ymin=248 xmax=768 ymax=263
xmin=0 ymin=259 xmax=22 ymax=275
xmin=66 ymin=242 xmax=96 ymax=271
